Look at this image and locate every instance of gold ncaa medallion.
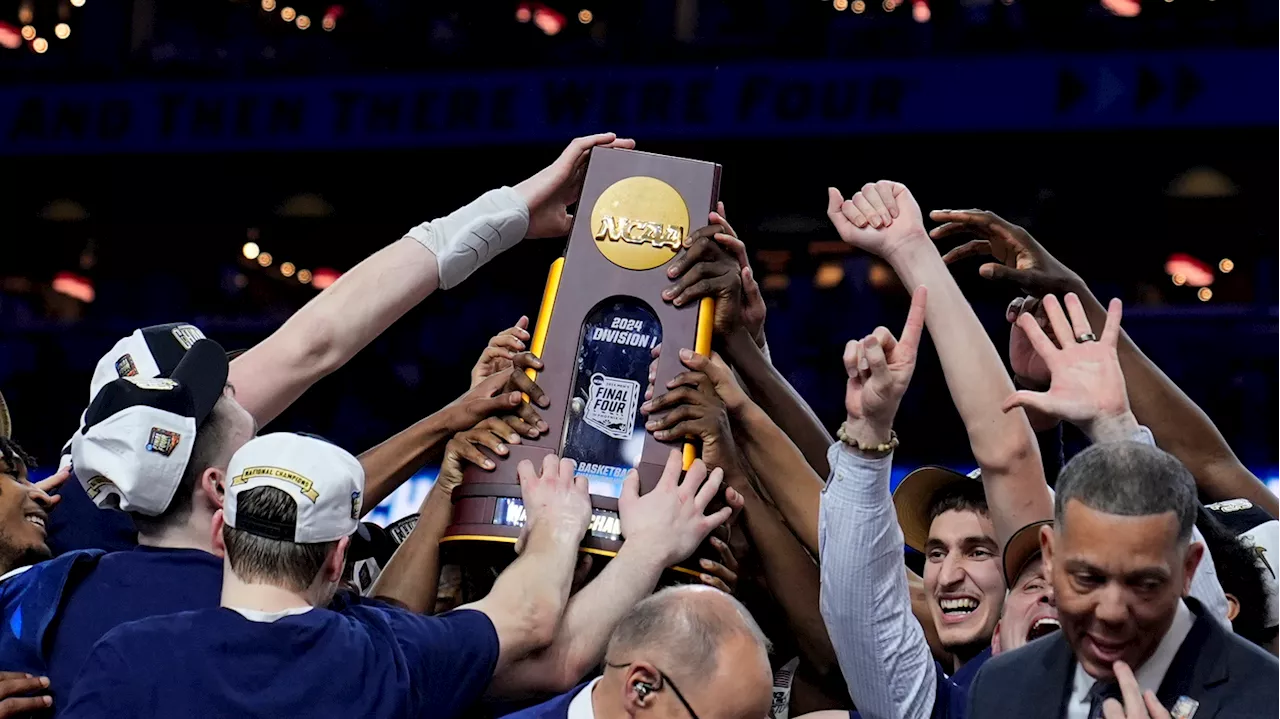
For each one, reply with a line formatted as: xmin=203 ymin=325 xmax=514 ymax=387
xmin=590 ymin=176 xmax=690 ymax=271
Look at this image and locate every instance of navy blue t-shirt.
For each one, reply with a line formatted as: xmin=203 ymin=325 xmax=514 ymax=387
xmin=46 ymin=477 xmax=138 ymax=555
xmin=60 ymin=595 xmax=500 ymax=719
xmin=849 ymin=646 xmax=992 ymax=719
xmin=45 ymin=545 xmax=222 ymax=705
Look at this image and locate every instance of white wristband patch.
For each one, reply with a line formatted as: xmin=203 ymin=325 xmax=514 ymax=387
xmin=405 ymin=186 xmax=531 ymax=290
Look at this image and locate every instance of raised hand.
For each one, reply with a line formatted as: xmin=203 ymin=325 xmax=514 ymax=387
xmin=437 ymin=417 xmax=527 ymax=491
xmin=517 ymin=454 xmax=591 ymax=540
xmin=34 ymin=465 xmax=70 ymax=508
xmin=1007 ymin=297 xmax=1053 ymax=390
xmin=826 ymin=181 xmax=928 ymax=262
xmin=703 ymin=202 xmax=767 ymax=347
xmin=515 ymin=133 xmax=637 ymax=239
xmin=842 ymin=286 xmax=927 ymax=447
xmin=664 ymin=223 xmax=743 ymax=335
xmin=617 ymin=451 xmax=733 ymax=568
xmin=470 ymin=317 xmax=531 ymax=389
xmin=930 ymin=209 xmax=1083 ymax=296
xmin=444 ymin=356 xmax=549 ymax=438
xmin=1100 ymin=661 xmax=1171 ymax=719
xmin=664 ymin=349 xmax=751 ymax=418
xmin=1000 ymin=293 xmax=1138 ymax=443
xmin=641 ymin=353 xmax=740 ymax=472
xmin=697 ymin=535 xmax=740 ymax=594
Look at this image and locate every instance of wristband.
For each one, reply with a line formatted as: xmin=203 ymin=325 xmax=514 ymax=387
xmin=404 ymin=186 xmax=530 ymax=290
xmin=836 ymin=423 xmax=899 ymax=455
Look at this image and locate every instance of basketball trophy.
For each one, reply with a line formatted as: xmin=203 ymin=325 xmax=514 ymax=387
xmin=442 ymin=147 xmax=721 ymax=578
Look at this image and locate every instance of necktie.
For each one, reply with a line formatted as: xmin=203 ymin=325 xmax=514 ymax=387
xmin=1086 ymin=681 xmax=1120 ymax=719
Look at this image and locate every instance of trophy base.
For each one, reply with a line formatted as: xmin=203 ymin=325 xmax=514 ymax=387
xmin=441 ymin=444 xmax=713 ymax=581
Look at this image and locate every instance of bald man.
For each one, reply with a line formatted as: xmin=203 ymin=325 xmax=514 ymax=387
xmin=502 ymin=585 xmax=774 ymax=719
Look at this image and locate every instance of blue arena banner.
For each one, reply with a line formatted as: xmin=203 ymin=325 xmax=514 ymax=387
xmin=0 ymin=48 xmax=1272 ymax=155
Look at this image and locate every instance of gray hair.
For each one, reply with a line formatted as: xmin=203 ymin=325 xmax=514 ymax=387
xmin=1055 ymin=441 xmax=1197 ymax=542
xmin=606 ymin=585 xmax=771 ymax=678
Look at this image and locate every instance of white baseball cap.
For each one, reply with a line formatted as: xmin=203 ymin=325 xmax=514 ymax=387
xmin=62 ymin=323 xmax=213 ymax=473
xmin=225 ymin=433 xmax=364 ymax=544
xmin=71 ymin=338 xmax=229 ymax=516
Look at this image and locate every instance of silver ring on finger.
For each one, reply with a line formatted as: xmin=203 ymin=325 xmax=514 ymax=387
xmin=1076 ymin=332 xmax=1098 ymax=343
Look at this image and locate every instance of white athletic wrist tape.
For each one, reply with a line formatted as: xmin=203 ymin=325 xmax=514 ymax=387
xmin=404 ymin=186 xmax=531 ymax=290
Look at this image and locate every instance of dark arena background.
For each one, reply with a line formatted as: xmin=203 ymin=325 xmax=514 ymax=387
xmin=1 ymin=0 xmax=1275 ymax=523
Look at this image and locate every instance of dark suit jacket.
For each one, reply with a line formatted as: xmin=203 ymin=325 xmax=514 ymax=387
xmin=498 ymin=681 xmax=591 ymax=719
xmin=966 ymin=599 xmax=1278 ymax=719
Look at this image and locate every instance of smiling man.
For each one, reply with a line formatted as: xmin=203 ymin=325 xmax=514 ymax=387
xmin=0 ymin=436 xmax=56 ymax=578
xmin=967 ymin=442 xmax=1278 ymax=719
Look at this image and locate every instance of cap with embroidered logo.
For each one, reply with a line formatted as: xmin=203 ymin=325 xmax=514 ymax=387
xmin=71 ymin=339 xmax=229 ymax=516
xmin=224 ymin=433 xmax=364 ymax=544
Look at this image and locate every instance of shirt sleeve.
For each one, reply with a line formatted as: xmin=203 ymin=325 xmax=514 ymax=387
xmin=1127 ymin=426 xmax=1232 ymax=628
xmin=387 ymin=607 xmax=501 ymax=717
xmin=59 ymin=638 xmax=137 ymax=719
xmin=819 ymin=441 xmax=937 ymax=719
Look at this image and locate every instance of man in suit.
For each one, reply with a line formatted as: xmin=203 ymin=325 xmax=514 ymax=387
xmin=968 ymin=441 xmax=1278 ymax=719
xmin=502 ymin=584 xmax=773 ymax=719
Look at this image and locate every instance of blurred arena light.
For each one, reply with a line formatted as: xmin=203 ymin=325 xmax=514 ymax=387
xmin=1164 ymin=253 xmax=1213 ymax=287
xmin=1167 ymin=166 xmax=1238 ymax=199
xmin=1197 ymin=288 xmax=1212 ymax=302
xmin=311 ymin=267 xmax=340 ymax=290
xmin=534 ymin=5 xmax=565 ymax=35
xmin=851 ymin=0 xmax=866 ymax=12
xmin=0 ymin=23 xmax=21 ymax=49
xmin=20 ymin=24 xmax=35 ymax=41
xmin=578 ymin=9 xmax=592 ymax=23
xmin=1218 ymin=258 xmax=1234 ymax=273
xmin=54 ymin=23 xmax=69 ymax=39
xmin=516 ymin=3 xmax=532 ymax=22
xmin=40 ymin=198 xmax=89 ymax=222
xmin=912 ymin=0 xmax=930 ymax=22
xmin=815 ymin=261 xmax=844 ymax=289
xmin=70 ymin=0 xmax=86 ymax=7
xmin=281 ymin=6 xmax=297 ymax=22
xmin=296 ymin=14 xmax=311 ymax=29
xmin=297 ymin=269 xmax=313 ymax=284
xmin=52 ymin=272 xmax=94 ymax=303
xmin=18 ymin=2 xmax=32 ymax=24
xmin=276 ymin=192 xmax=334 ymax=218
xmin=833 ymin=0 xmax=849 ymax=11
xmin=322 ymin=5 xmax=343 ymax=31
xmin=1101 ymin=0 xmax=1141 ymax=17
xmin=280 ymin=261 xmax=296 ymax=278
xmin=262 ymin=0 xmax=276 ymax=10
xmin=257 ymin=251 xmax=274 ymax=268
xmin=242 ymin=242 xmax=261 ymax=260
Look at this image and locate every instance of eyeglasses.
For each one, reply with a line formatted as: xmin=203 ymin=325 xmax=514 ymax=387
xmin=606 ymin=661 xmax=702 ymax=719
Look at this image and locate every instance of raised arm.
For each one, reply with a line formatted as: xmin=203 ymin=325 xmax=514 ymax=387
xmin=828 ymin=184 xmax=1049 ymax=546
xmin=488 ymin=452 xmax=731 ymax=697
xmin=644 ymin=352 xmax=841 ymax=688
xmin=462 ymin=454 xmax=592 ymax=671
xmin=371 ymin=416 xmax=527 ymax=613
xmin=229 ymin=133 xmax=632 ymax=428
xmin=933 ymin=209 xmax=1276 ymax=518
xmin=820 ymin=286 xmax=938 ymax=719
xmin=665 ymin=210 xmax=835 ymax=477
xmin=360 ymin=355 xmax=549 ymax=509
